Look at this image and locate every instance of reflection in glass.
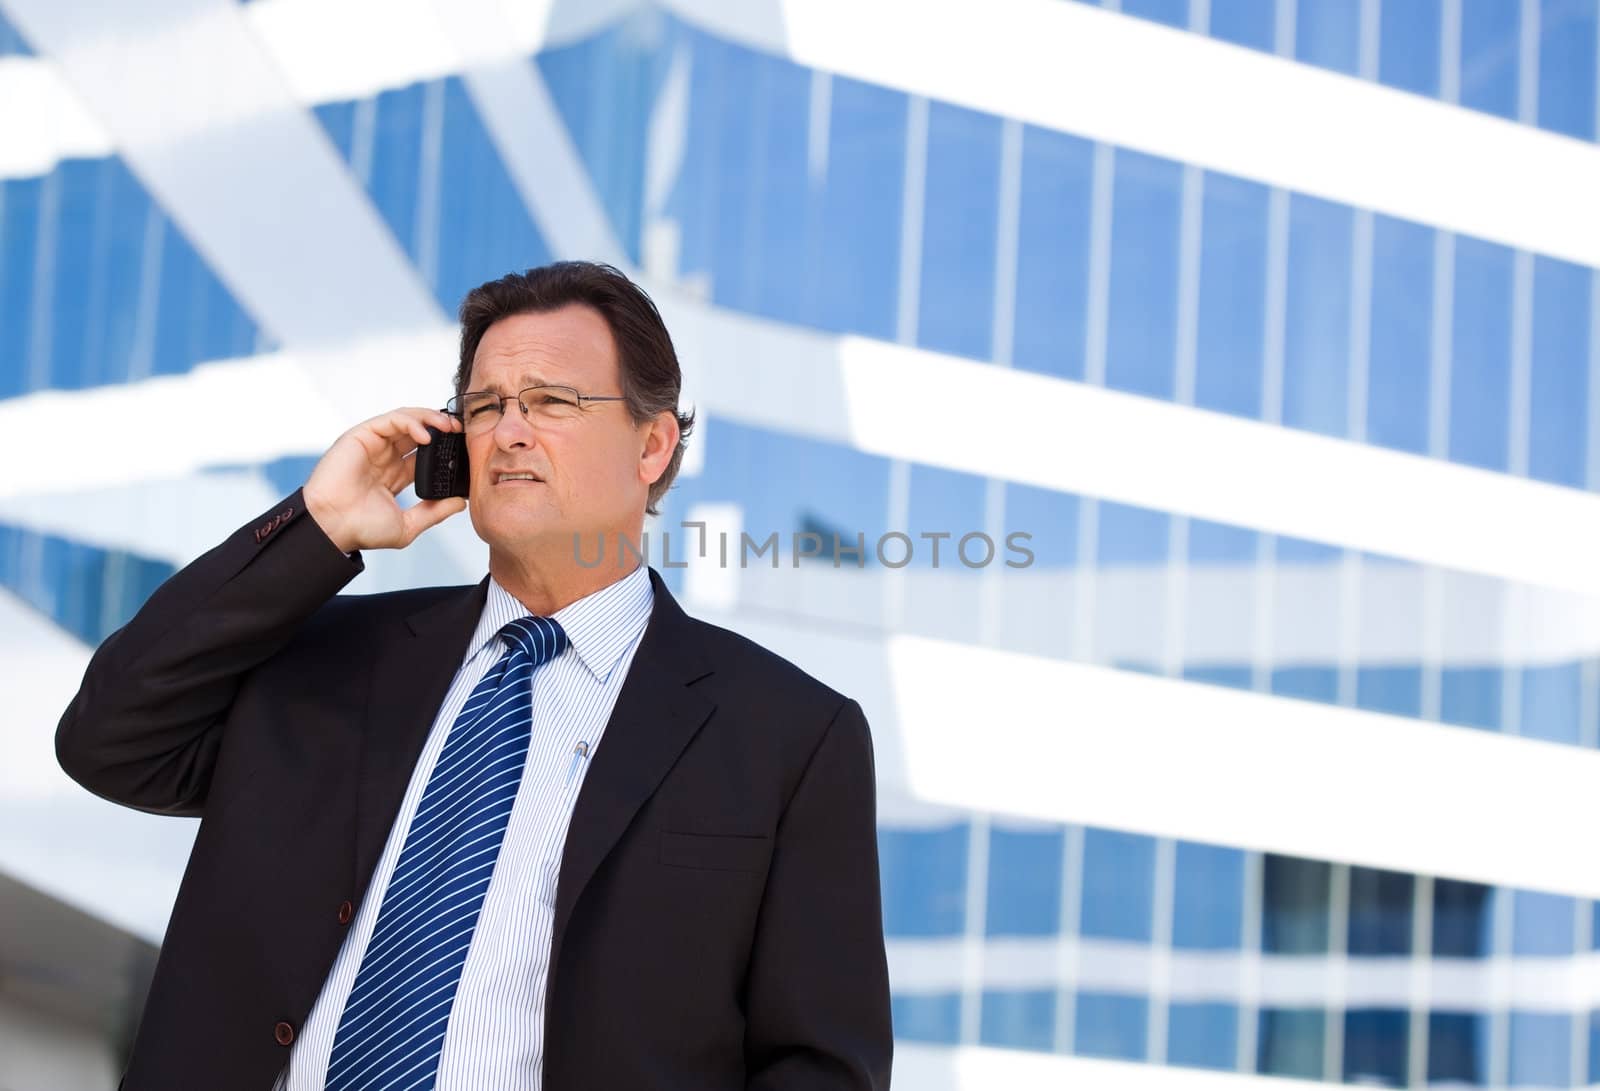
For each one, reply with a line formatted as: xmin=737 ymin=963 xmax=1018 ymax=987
xmin=1433 ymin=879 xmax=1498 ymax=958
xmin=1263 ymin=855 xmax=1331 ymax=953
xmin=1343 ymin=1007 xmax=1408 ymax=1087
xmin=1348 ymin=867 xmax=1414 ymax=956
xmin=1428 ymin=1011 xmax=1489 ymax=1087
xmin=1258 ymin=1008 xmax=1325 ymax=1078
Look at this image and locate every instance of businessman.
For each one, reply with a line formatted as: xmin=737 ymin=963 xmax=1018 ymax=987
xmin=56 ymin=261 xmax=893 ymax=1090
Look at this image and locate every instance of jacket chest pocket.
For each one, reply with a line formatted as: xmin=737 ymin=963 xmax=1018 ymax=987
xmin=659 ymin=831 xmax=771 ymax=872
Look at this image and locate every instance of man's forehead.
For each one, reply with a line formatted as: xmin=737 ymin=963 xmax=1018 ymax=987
xmin=469 ymin=307 xmax=617 ymax=389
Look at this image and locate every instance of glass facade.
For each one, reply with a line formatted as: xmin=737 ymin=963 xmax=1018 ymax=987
xmin=1092 ymin=0 xmax=1600 ymax=144
xmin=5 ymin=2 xmax=1599 ymax=1087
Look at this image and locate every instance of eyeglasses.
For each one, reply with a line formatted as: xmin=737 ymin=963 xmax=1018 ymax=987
xmin=447 ymin=386 xmax=626 ymax=434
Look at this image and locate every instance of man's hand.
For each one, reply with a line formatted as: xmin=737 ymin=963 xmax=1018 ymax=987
xmin=303 ymin=408 xmax=467 ymax=553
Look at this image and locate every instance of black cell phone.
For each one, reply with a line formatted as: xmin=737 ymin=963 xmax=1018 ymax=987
xmin=415 ymin=424 xmax=469 ymax=499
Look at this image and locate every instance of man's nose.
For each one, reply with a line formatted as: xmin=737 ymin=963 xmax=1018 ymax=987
xmin=493 ymin=402 xmax=539 ymax=447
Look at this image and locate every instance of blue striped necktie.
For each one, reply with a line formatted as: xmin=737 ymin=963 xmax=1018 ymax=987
xmin=325 ymin=614 xmax=568 ymax=1091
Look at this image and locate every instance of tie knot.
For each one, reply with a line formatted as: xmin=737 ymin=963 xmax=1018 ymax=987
xmin=499 ymin=615 xmax=568 ymax=669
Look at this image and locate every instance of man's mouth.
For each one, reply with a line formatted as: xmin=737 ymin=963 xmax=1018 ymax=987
xmin=494 ymin=471 xmax=544 ymax=485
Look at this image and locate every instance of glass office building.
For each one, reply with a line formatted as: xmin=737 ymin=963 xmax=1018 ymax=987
xmin=2 ymin=0 xmax=1598 ymax=1086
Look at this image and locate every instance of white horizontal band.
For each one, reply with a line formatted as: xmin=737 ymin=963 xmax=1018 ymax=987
xmin=888 ymin=936 xmax=1597 ymax=1014
xmin=894 ymin=1042 xmax=1316 ymax=1091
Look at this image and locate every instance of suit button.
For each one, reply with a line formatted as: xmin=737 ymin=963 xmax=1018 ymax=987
xmin=337 ymin=900 xmax=353 ymax=925
xmin=274 ymin=1022 xmax=295 ymax=1046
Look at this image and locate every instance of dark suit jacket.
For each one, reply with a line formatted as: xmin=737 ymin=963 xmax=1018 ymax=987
xmin=56 ymin=488 xmax=892 ymax=1090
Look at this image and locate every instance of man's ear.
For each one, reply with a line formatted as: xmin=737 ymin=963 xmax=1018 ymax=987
xmin=639 ymin=410 xmax=681 ymax=487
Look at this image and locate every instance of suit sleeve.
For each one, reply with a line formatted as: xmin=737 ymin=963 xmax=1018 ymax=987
xmin=743 ymin=697 xmax=894 ymax=1090
xmin=54 ymin=488 xmax=364 ymax=817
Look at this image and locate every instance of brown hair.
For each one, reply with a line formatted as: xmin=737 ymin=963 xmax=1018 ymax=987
xmin=454 ymin=261 xmax=695 ymax=516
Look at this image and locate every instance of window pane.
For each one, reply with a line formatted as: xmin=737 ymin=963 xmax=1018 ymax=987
xmin=1075 ymin=992 xmax=1148 ymax=1061
xmin=1449 ymin=237 xmax=1514 ymax=472
xmin=878 ymin=824 xmax=968 ymax=936
xmin=893 ymin=992 xmax=961 ymax=1043
xmin=1529 ymin=257 xmax=1592 ymax=490
xmin=1442 ymin=667 xmax=1504 ymax=731
xmin=1509 ymin=1011 xmax=1573 ymax=1086
xmin=1343 ymin=1008 xmax=1409 ymax=1087
xmin=1357 ymin=666 xmax=1422 ymax=717
xmin=1433 ymin=879 xmax=1500 ymax=957
xmin=1013 ymin=127 xmax=1093 ymax=380
xmin=1366 ymin=215 xmax=1434 ymax=455
xmin=1521 ymin=662 xmax=1582 ymax=746
xmin=1194 ymin=173 xmax=1269 ymax=419
xmin=1168 ymin=1002 xmax=1237 ymax=1070
xmin=1428 ymin=1011 xmax=1490 ymax=1086
xmin=1536 ymin=0 xmax=1598 ymax=140
xmin=980 ymin=989 xmax=1056 ymax=1051
xmin=917 ymin=102 xmax=1001 ymax=360
xmin=986 ymin=825 xmax=1064 ymax=936
xmin=1282 ymin=195 xmax=1353 ymax=436
xmin=1379 ymin=0 xmax=1441 ymax=95
xmin=1172 ymin=842 xmax=1245 ymax=950
xmin=1512 ymin=889 xmax=1576 ymax=956
xmin=815 ymin=77 xmax=906 ymax=339
xmin=1460 ymin=0 xmax=1521 ymax=119
xmin=1296 ymin=0 xmax=1361 ymax=74
xmin=1105 ymin=150 xmax=1182 ymax=400
xmin=1263 ymin=854 xmax=1331 ymax=953
xmin=1348 ymin=867 xmax=1414 ymax=956
xmin=1210 ymin=0 xmax=1276 ymax=51
xmin=1079 ymin=828 xmax=1156 ymax=942
xmin=1258 ymin=1008 xmax=1325 ymax=1078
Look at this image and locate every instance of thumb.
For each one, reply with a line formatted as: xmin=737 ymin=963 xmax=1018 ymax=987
xmin=401 ymin=496 xmax=467 ymax=544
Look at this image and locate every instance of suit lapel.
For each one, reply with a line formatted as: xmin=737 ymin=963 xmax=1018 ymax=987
xmin=353 ymin=577 xmax=489 ymax=889
xmin=549 ymin=568 xmax=716 ymax=975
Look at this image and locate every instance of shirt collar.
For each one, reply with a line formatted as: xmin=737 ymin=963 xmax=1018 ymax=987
xmin=466 ymin=563 xmax=655 ymax=684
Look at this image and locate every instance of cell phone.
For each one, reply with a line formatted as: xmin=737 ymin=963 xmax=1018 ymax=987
xmin=415 ymin=424 xmax=469 ymax=499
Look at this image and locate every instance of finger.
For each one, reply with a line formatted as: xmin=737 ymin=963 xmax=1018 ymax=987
xmin=386 ymin=450 xmax=419 ymax=496
xmin=367 ymin=408 xmax=452 ymax=447
xmin=401 ymin=496 xmax=467 ymax=543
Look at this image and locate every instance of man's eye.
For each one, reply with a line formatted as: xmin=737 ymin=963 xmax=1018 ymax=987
xmin=542 ymin=395 xmax=573 ymax=406
xmin=467 ymin=403 xmax=496 ymax=418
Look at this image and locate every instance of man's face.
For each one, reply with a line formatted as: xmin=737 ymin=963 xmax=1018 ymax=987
xmin=462 ymin=304 xmax=656 ymax=558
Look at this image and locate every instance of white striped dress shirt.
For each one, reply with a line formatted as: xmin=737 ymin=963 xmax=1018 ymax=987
xmin=274 ymin=563 xmax=654 ymax=1091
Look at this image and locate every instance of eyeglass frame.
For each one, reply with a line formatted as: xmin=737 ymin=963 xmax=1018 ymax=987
xmin=446 ymin=385 xmax=628 ymax=430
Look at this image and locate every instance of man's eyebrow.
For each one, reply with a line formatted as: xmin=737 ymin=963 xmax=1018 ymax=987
xmin=477 ymin=374 xmax=552 ymax=393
